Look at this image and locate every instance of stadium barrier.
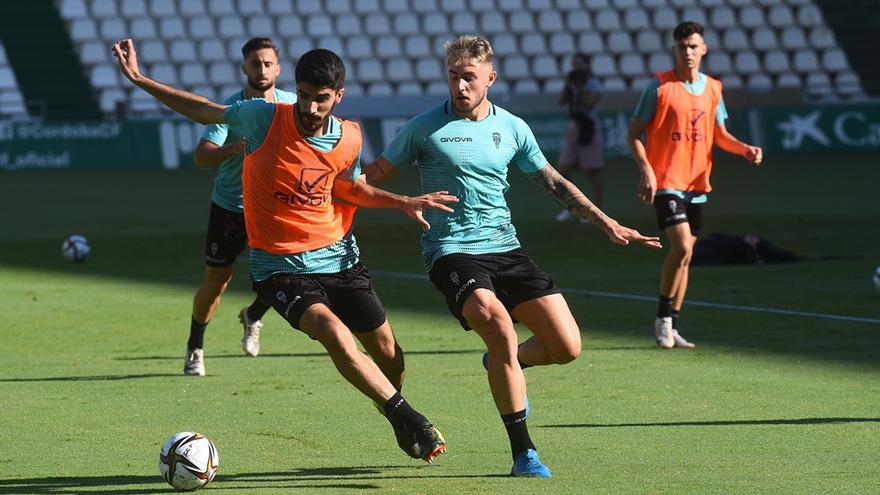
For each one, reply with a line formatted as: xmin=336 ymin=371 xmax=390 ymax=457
xmin=1 ymin=104 xmax=877 ymax=171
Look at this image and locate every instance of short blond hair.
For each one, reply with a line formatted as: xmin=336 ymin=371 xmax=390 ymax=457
xmin=443 ymin=35 xmax=494 ymax=66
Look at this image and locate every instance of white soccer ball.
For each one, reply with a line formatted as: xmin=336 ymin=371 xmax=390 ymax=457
xmin=159 ymin=432 xmax=219 ymax=491
xmin=873 ymin=266 xmax=880 ymax=291
xmin=61 ymin=235 xmax=90 ymax=263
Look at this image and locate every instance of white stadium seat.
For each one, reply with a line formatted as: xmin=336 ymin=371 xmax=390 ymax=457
xmin=169 ymin=39 xmax=197 ymax=64
xmin=792 ymin=49 xmax=820 ymax=73
xmin=383 ymin=0 xmax=410 ymax=14
xmin=150 ymin=62 xmax=178 ymax=84
xmin=636 ymin=31 xmax=662 ymax=53
xmin=375 ymin=37 xmax=403 ymax=58
xmin=426 ymin=80 xmax=449 ymax=95
xmin=497 ymin=0 xmax=525 ymax=12
xmin=352 ymin=0 xmax=380 ymax=13
xmin=630 ymin=75 xmax=653 ymax=92
xmin=509 ymin=12 xmax=536 ymax=32
xmin=746 ymin=74 xmax=773 ymax=92
xmin=217 ymin=18 xmax=245 ymax=38
xmin=520 ymin=33 xmax=547 ymax=56
xmin=412 ymin=0 xmax=439 ymax=12
xmin=180 ymin=0 xmax=206 ymax=16
xmin=593 ymin=9 xmax=621 ymax=32
xmin=90 ymin=63 xmax=119 ymax=88
xmin=344 ymin=82 xmax=365 ymax=97
xmin=99 ymin=18 xmax=126 ymax=41
xmin=808 ymin=27 xmax=837 ymax=50
xmin=138 ymin=40 xmax=168 ymax=63
xmin=60 ymin=0 xmax=88 ymax=19
xmin=512 ymin=79 xmax=540 ymax=94
xmin=316 ymin=36 xmax=345 ymax=56
xmin=397 ymin=81 xmax=424 ymax=95
xmin=591 ymin=53 xmax=616 ymax=77
xmin=566 ymin=11 xmax=592 ymax=31
xmin=276 ymin=15 xmax=305 ymax=38
xmin=364 ymin=13 xmax=392 ymax=36
xmin=706 ymin=51 xmax=732 ymax=75
xmin=345 ymin=36 xmax=373 ymax=59
xmin=404 ymin=35 xmax=431 ymax=57
xmin=159 ymin=18 xmax=186 ymax=39
xmin=578 ymin=32 xmax=605 ymax=54
xmin=780 ymin=27 xmax=808 ymax=50
xmin=527 ymin=0 xmax=553 ymax=11
xmin=266 ymin=0 xmax=293 ymax=15
xmin=492 ymin=34 xmax=519 ymax=56
xmin=797 ymin=4 xmax=824 ymax=27
xmin=119 ymin=0 xmax=147 ymax=20
xmin=98 ymin=88 xmax=126 ymax=114
xmin=584 ymin=0 xmax=610 ymax=10
xmin=0 ymin=67 xmax=17 ymax=90
xmin=835 ymin=71 xmax=862 ymax=96
xmin=822 ymin=48 xmax=849 ymax=72
xmin=305 ymin=15 xmax=334 ymax=37
xmin=415 ymin=58 xmax=444 ymax=81
xmin=722 ymin=29 xmax=749 ymax=51
xmin=130 ymin=88 xmax=160 ymax=113
xmin=738 ymin=6 xmax=765 ymax=29
xmin=480 ymin=12 xmax=507 ymax=34
xmin=189 ymin=18 xmax=216 ymax=40
xmin=326 ymin=0 xmax=352 ymax=15
xmin=531 ymin=54 xmax=559 ymax=78
xmin=438 ymin=0 xmax=466 ymax=12
xmin=647 ymin=51 xmax=673 ymax=73
xmin=549 ymin=33 xmax=576 ymax=56
xmin=606 ymin=32 xmax=634 ymax=54
xmin=207 ymin=0 xmax=235 ymax=15
xmin=422 ymin=12 xmax=450 ymax=35
xmin=150 ymin=0 xmax=177 ymax=17
xmin=198 ymin=39 xmax=226 ymax=62
xmin=209 ymin=62 xmax=237 ymax=85
xmin=670 ymin=0 xmax=697 ymax=6
xmin=720 ymin=74 xmax=743 ymax=89
xmin=544 ymin=77 xmax=564 ymax=94
xmin=69 ymin=19 xmax=98 ymax=42
xmin=767 ymin=5 xmax=795 ymax=28
xmin=179 ymin=64 xmax=207 ymax=86
xmin=680 ymin=7 xmax=707 ymax=26
xmin=80 ymin=41 xmax=109 ymax=64
xmin=734 ymin=51 xmax=761 ymax=73
xmin=751 ymin=27 xmax=778 ymax=52
xmin=763 ymin=50 xmax=791 ymax=74
xmin=602 ymin=76 xmax=627 ymax=91
xmin=191 ymin=85 xmax=217 ymax=103
xmin=619 ymin=53 xmax=646 ymax=77
xmin=776 ymin=72 xmax=801 ymax=89
xmin=130 ymin=18 xmax=157 ymax=38
xmin=387 ymin=59 xmax=414 ymax=82
xmin=90 ymin=0 xmax=118 ymax=19
xmin=537 ymin=11 xmax=564 ymax=33
xmin=502 ymin=55 xmax=530 ymax=78
xmin=237 ymin=0 xmax=263 ymax=16
xmin=393 ymin=13 xmax=421 ymax=35
xmin=710 ymin=6 xmax=736 ymax=29
xmin=653 ymin=7 xmax=678 ymax=30
xmin=286 ymin=36 xmax=314 ymax=57
xmin=357 ymin=59 xmax=384 ymax=83
xmin=623 ymin=10 xmax=650 ymax=31
xmin=805 ymin=72 xmax=833 ymax=97
xmin=226 ymin=37 xmax=248 ymax=59
xmin=612 ymin=0 xmax=639 ymax=8
xmin=451 ymin=12 xmax=478 ymax=32
xmin=247 ymin=15 xmax=274 ymax=36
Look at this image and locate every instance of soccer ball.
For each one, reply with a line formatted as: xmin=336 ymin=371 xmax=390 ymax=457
xmin=61 ymin=235 xmax=90 ymax=263
xmin=159 ymin=432 xmax=219 ymax=491
xmin=873 ymin=266 xmax=880 ymax=291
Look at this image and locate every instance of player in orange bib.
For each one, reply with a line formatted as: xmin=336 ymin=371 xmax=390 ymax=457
xmin=112 ymin=40 xmax=454 ymax=462
xmin=627 ymin=21 xmax=763 ymax=349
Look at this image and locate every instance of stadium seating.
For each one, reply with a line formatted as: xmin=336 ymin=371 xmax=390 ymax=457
xmin=43 ymin=0 xmax=868 ymax=118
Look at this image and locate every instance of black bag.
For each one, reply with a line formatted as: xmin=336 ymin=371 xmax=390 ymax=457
xmin=572 ymin=113 xmax=595 ymax=146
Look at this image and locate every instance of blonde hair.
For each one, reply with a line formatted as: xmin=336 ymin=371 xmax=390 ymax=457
xmin=443 ymin=35 xmax=494 ymax=66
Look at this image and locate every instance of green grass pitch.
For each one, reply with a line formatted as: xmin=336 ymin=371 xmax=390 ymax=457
xmin=1 ymin=152 xmax=878 ymax=494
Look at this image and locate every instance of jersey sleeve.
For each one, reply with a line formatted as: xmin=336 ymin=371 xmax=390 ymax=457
xmin=340 ymin=149 xmax=362 ymax=181
xmin=223 ymin=99 xmax=276 ymax=153
xmin=201 ymin=123 xmax=229 ymax=146
xmin=380 ymin=118 xmax=423 ymax=170
xmin=632 ymin=78 xmax=660 ymax=122
xmin=716 ymin=95 xmax=729 ymax=123
xmin=511 ymin=118 xmax=547 ymax=173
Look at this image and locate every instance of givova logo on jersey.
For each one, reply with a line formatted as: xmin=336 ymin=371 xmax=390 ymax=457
xmin=274 ymin=167 xmax=333 ymax=207
xmin=671 ymin=109 xmax=706 ymax=142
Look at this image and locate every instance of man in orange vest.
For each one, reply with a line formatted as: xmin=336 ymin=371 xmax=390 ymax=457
xmin=627 ymin=21 xmax=763 ymax=349
xmin=112 ymin=39 xmax=452 ymax=463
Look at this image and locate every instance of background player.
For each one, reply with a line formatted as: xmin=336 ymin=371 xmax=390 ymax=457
xmin=366 ymin=35 xmax=660 ymax=477
xmin=627 ymin=21 xmax=763 ymax=349
xmin=186 ymin=37 xmax=296 ymax=376
xmin=112 ymin=39 xmax=453 ymax=462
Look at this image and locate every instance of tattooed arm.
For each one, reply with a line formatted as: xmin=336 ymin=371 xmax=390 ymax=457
xmin=525 ymin=164 xmax=662 ymax=249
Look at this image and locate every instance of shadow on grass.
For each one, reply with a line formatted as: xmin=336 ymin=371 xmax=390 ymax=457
xmin=540 ymin=417 xmax=880 ymax=429
xmin=0 ymin=373 xmax=180 ymax=383
xmin=0 ymin=466 xmax=508 ymax=494
xmin=113 ymin=349 xmax=483 ymax=362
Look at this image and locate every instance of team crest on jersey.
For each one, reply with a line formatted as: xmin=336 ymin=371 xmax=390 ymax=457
xmin=492 ymin=132 xmax=501 ymax=149
xmin=450 ymin=271 xmax=459 ymax=285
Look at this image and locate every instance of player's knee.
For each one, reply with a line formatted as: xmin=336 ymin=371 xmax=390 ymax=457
xmin=552 ymin=341 xmax=581 ymax=364
xmin=461 ymin=291 xmax=504 ymax=330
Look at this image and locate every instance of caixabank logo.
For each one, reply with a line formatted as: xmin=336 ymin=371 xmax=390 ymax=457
xmin=774 ymin=108 xmax=880 ymax=151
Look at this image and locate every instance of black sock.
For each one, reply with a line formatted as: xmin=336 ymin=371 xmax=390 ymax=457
xmin=382 ymin=392 xmax=427 ymax=428
xmin=671 ymin=309 xmax=680 ymax=329
xmin=657 ymin=295 xmax=674 ymax=318
xmin=188 ymin=318 xmax=208 ymax=350
xmin=501 ymin=409 xmax=535 ymax=459
xmin=246 ymin=299 xmax=271 ymax=321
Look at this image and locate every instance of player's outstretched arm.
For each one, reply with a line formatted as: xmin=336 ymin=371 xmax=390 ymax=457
xmin=112 ymin=39 xmax=226 ymax=124
xmin=333 ymin=178 xmax=458 ymax=230
xmin=363 ymin=156 xmax=402 ymax=186
xmin=526 ymin=164 xmax=662 ymax=249
xmin=193 ymin=138 xmax=246 ymax=168
xmin=714 ymin=124 xmax=763 ymax=165
xmin=627 ymin=117 xmax=657 ymax=204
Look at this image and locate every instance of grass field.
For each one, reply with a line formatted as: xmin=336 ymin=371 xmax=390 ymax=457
xmin=1 ymin=152 xmax=878 ymax=494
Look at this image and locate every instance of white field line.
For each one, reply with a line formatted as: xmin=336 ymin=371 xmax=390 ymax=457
xmin=371 ymin=270 xmax=880 ymax=325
